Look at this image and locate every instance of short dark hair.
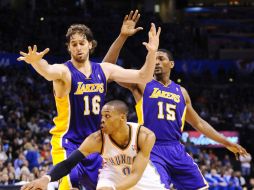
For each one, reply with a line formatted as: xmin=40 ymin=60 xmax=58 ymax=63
xmin=105 ymin=100 xmax=129 ymax=115
xmin=66 ymin=24 xmax=97 ymax=54
xmin=158 ymin=49 xmax=174 ymax=61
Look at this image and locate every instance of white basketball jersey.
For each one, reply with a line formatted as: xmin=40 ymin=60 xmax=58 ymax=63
xmin=101 ymin=122 xmax=139 ymax=176
xmin=97 ymin=122 xmax=166 ymax=190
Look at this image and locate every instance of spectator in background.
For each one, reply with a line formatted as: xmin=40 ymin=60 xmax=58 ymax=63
xmin=239 ymin=153 xmax=252 ymax=177
xmin=0 ymin=144 xmax=7 ymax=162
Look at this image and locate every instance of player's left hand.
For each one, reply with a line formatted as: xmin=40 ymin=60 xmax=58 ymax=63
xmin=20 ymin=176 xmax=49 ymax=190
xmin=225 ymin=142 xmax=248 ymax=160
xmin=120 ymin=10 xmax=143 ymax=37
xmin=143 ymin=23 xmax=161 ymax=52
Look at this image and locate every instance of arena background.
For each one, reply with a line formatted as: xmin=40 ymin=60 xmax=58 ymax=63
xmin=0 ymin=0 xmax=253 ymax=189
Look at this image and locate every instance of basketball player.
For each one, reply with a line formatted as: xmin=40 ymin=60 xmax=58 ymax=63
xmin=21 ymin=100 xmax=167 ymax=190
xmin=103 ymin=47 xmax=249 ymax=189
xmin=17 ymin=10 xmax=161 ymax=190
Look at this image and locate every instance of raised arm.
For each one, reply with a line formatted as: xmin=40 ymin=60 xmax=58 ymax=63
xmin=103 ymin=10 xmax=143 ymax=64
xmin=101 ymin=23 xmax=161 ymax=84
xmin=115 ymin=127 xmax=156 ymax=190
xmin=21 ymin=131 xmax=102 ymax=190
xmin=181 ymin=87 xmax=248 ymax=158
xmin=18 ymin=45 xmax=68 ymax=81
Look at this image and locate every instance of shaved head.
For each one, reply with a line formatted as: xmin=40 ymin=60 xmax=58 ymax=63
xmin=104 ymin=100 xmax=129 ymax=115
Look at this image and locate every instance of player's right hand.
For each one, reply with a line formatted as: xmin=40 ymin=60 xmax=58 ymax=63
xmin=20 ymin=176 xmax=49 ymax=190
xmin=120 ymin=10 xmax=143 ymax=37
xmin=18 ymin=45 xmax=49 ymax=64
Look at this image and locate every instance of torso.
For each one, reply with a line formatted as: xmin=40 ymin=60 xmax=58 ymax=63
xmin=136 ymin=79 xmax=186 ymax=143
xmin=101 ymin=122 xmax=140 ymax=176
xmin=50 ymin=61 xmax=107 ymax=144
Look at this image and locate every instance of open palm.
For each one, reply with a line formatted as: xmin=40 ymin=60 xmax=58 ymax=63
xmin=121 ymin=10 xmax=143 ymax=37
xmin=18 ymin=45 xmax=49 ymax=64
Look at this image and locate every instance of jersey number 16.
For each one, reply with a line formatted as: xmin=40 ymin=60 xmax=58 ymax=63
xmin=83 ymin=95 xmax=101 ymax=115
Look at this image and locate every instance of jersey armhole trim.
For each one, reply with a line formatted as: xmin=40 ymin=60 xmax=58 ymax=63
xmin=136 ymin=125 xmax=143 ymax=152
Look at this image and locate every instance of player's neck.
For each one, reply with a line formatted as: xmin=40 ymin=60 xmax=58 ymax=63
xmin=155 ymin=73 xmax=171 ymax=86
xmin=111 ymin=124 xmax=130 ymax=146
xmin=72 ymin=58 xmax=90 ymax=69
xmin=72 ymin=59 xmax=92 ymax=77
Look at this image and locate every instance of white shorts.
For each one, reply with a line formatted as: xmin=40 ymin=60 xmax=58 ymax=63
xmin=96 ymin=162 xmax=166 ymax=190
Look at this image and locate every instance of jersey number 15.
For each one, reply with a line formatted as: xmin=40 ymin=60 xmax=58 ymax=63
xmin=157 ymin=102 xmax=176 ymax=121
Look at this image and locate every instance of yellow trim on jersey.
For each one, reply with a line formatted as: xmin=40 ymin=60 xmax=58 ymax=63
xmin=135 ymin=98 xmax=144 ymax=125
xmin=180 ymin=106 xmax=187 ymax=132
xmin=50 ymin=95 xmax=72 ymax=190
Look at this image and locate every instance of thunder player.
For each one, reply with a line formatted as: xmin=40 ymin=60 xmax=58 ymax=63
xmin=104 ymin=44 xmax=249 ymax=189
xmin=17 ymin=15 xmax=161 ymax=190
xmin=21 ymin=100 xmax=167 ymax=190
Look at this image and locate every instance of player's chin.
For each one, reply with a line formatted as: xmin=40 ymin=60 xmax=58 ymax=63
xmin=154 ymin=70 xmax=162 ymax=75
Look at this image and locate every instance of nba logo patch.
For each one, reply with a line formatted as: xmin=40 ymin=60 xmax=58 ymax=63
xmin=176 ymin=87 xmax=179 ymax=91
xmin=98 ymin=74 xmax=101 ymax=80
xmin=132 ymin=145 xmax=137 ymax=151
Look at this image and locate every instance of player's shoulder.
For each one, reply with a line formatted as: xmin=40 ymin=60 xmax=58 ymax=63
xmin=87 ymin=130 xmax=103 ymax=144
xmin=138 ymin=125 xmax=156 ymax=142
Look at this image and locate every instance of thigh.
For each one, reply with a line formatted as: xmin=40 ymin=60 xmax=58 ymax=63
xmin=171 ymin=150 xmax=208 ymax=190
xmin=150 ymin=149 xmax=172 ymax=189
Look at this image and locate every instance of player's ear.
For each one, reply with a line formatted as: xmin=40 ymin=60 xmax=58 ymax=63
xmin=170 ymin=61 xmax=175 ymax=69
xmin=88 ymin=41 xmax=93 ymax=50
xmin=120 ymin=113 xmax=127 ymax=121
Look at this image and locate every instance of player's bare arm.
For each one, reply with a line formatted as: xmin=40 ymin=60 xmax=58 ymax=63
xmin=17 ymin=45 xmax=69 ymax=82
xmin=21 ymin=131 xmax=102 ymax=190
xmin=115 ymin=127 xmax=156 ymax=190
xmin=79 ymin=130 xmax=103 ymax=156
xmin=181 ymin=86 xmax=248 ymax=158
xmin=103 ymin=10 xmax=143 ymax=64
xmin=101 ymin=23 xmax=161 ymax=84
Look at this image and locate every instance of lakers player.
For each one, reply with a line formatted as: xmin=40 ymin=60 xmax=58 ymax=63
xmin=103 ymin=46 xmax=249 ymax=189
xmin=21 ymin=100 xmax=167 ymax=190
xmin=17 ymin=11 xmax=161 ymax=190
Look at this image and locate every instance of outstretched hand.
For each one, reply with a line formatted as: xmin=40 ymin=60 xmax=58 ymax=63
xmin=18 ymin=45 xmax=49 ymax=64
xmin=143 ymin=23 xmax=161 ymax=52
xmin=120 ymin=10 xmax=143 ymax=37
xmin=225 ymin=142 xmax=248 ymax=160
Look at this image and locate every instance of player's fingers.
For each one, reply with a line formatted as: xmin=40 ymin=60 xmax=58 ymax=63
xmin=150 ymin=23 xmax=156 ymax=36
xmin=41 ymin=48 xmax=50 ymax=56
xmin=132 ymin=10 xmax=139 ymax=20
xmin=134 ymin=13 xmax=141 ymax=23
xmin=124 ymin=15 xmax=128 ymax=21
xmin=28 ymin=46 xmax=32 ymax=53
xmin=156 ymin=27 xmax=161 ymax=37
xmin=142 ymin=42 xmax=148 ymax=47
xmin=235 ymin=153 xmax=239 ymax=161
xmin=128 ymin=10 xmax=134 ymax=20
xmin=17 ymin=56 xmax=25 ymax=61
xmin=134 ymin=27 xmax=143 ymax=34
xmin=33 ymin=45 xmax=37 ymax=53
xmin=20 ymin=51 xmax=27 ymax=56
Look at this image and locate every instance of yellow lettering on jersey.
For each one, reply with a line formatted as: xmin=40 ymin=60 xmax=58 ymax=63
xmin=149 ymin=88 xmax=180 ymax=103
xmin=74 ymin=82 xmax=104 ymax=94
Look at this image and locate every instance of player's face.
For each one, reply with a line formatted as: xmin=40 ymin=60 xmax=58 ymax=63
xmin=100 ymin=105 xmax=123 ymax=135
xmin=68 ymin=33 xmax=92 ymax=63
xmin=154 ymin=51 xmax=174 ymax=76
